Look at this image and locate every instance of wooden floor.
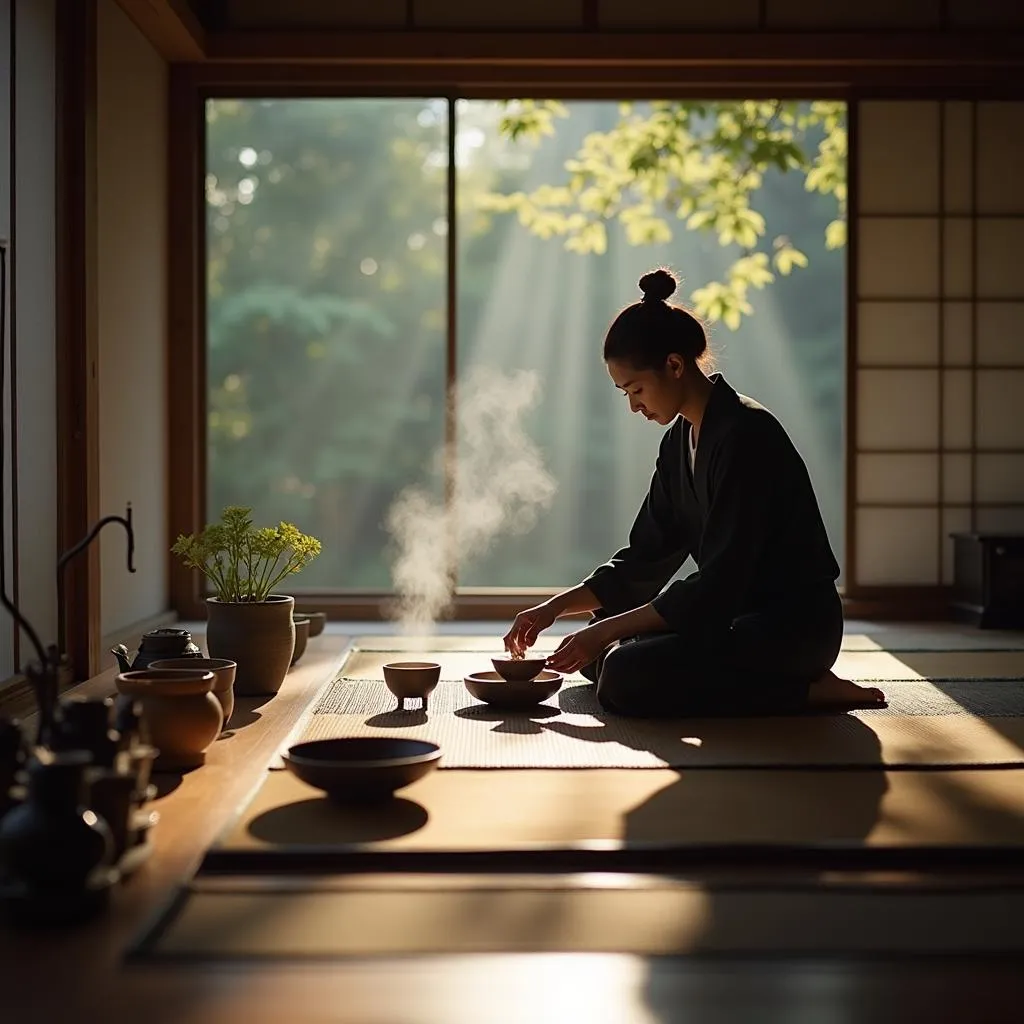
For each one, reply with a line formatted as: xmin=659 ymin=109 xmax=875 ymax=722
xmin=5 ymin=627 xmax=1024 ymax=1023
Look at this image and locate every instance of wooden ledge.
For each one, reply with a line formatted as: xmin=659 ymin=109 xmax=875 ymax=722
xmin=1 ymin=633 xmax=352 ymax=1019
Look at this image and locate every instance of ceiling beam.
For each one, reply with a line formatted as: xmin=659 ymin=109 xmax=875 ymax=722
xmin=112 ymin=0 xmax=206 ymax=61
xmin=202 ymin=29 xmax=1024 ymax=68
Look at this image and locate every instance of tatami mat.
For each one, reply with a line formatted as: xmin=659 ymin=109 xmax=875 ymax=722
xmin=342 ymin=646 xmax=1024 ymax=682
xmin=318 ymin=676 xmax=1024 ymax=718
xmin=214 ymin=766 xmax=1024 ymax=854
xmin=354 ymin=630 xmax=1024 ymax=655
xmin=288 ymin=674 xmax=1024 ymax=769
xmin=137 ymin=876 xmax=1024 ymax=958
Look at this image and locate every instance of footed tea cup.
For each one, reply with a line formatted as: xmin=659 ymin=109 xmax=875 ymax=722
xmin=382 ymin=662 xmax=441 ymax=710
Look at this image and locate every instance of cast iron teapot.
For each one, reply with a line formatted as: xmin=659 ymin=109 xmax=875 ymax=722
xmin=110 ymin=627 xmax=203 ymax=674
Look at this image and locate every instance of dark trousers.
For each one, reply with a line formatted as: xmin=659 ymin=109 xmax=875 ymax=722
xmin=581 ymin=587 xmax=844 ymax=718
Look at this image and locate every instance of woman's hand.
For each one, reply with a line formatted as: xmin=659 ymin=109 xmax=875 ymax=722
xmin=503 ymin=602 xmax=558 ymax=658
xmin=545 ymin=622 xmax=615 ymax=675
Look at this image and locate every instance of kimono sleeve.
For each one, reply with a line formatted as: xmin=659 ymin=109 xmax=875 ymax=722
xmin=581 ymin=429 xmax=691 ymax=615
xmin=650 ymin=418 xmax=775 ymax=632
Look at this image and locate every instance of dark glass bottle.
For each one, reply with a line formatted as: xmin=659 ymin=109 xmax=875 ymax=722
xmin=52 ymin=696 xmax=120 ymax=768
xmin=0 ymin=716 xmax=26 ymax=818
xmin=0 ymin=752 xmax=116 ymax=926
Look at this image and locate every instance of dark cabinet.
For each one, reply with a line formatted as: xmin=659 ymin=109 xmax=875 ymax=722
xmin=950 ymin=532 xmax=1024 ymax=629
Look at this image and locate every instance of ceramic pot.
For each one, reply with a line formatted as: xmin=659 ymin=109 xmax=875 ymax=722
xmin=290 ymin=616 xmax=310 ymax=666
xmin=150 ymin=657 xmax=237 ymax=728
xmin=115 ymin=669 xmax=223 ymax=771
xmin=205 ymin=595 xmax=295 ymax=696
xmin=0 ymin=753 xmax=115 ymax=924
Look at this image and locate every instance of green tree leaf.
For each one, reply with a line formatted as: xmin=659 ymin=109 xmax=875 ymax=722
xmin=482 ymin=99 xmax=846 ymax=329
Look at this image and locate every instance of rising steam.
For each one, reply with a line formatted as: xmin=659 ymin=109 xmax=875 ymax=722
xmin=386 ymin=366 xmax=557 ymax=633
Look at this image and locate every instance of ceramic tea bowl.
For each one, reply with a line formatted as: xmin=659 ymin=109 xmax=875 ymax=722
xmin=382 ymin=662 xmax=441 ymax=709
xmin=465 ymin=669 xmax=563 ymax=711
xmin=150 ymin=657 xmax=237 ymax=728
xmin=303 ymin=612 xmax=328 ymax=637
xmin=291 ymin=616 xmax=311 ymax=665
xmin=283 ymin=737 xmax=441 ymax=804
xmin=491 ymin=657 xmax=549 ymax=682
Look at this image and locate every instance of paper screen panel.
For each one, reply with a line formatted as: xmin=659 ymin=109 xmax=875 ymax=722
xmin=977 ymin=370 xmax=1024 ymax=448
xmin=858 ymin=102 xmax=940 ymax=214
xmin=858 ymin=302 xmax=939 ymax=365
xmin=942 ymin=218 xmax=973 ymax=300
xmin=858 ymin=454 xmax=938 ymax=504
xmin=976 ymin=507 xmax=1024 ymax=532
xmin=858 ymin=218 xmax=940 ymax=298
xmin=942 ymin=453 xmax=972 ymax=505
xmin=942 ymin=507 xmax=973 ymax=584
xmin=977 ymin=455 xmax=1024 ymax=504
xmin=942 ymin=370 xmax=973 ymax=450
xmin=857 ymin=369 xmax=939 ymax=450
xmin=977 ymin=102 xmax=1024 ymax=214
xmin=978 ymin=220 xmax=1024 ymax=299
xmin=942 ymin=302 xmax=973 ymax=366
xmin=942 ymin=101 xmax=974 ymax=216
xmin=978 ymin=303 xmax=1024 ymax=366
xmin=857 ymin=508 xmax=940 ymax=585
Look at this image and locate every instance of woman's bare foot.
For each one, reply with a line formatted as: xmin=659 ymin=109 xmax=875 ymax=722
xmin=807 ymin=670 xmax=886 ymax=708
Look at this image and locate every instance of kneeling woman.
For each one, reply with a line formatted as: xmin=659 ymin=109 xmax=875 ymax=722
xmin=503 ymin=268 xmax=885 ymax=717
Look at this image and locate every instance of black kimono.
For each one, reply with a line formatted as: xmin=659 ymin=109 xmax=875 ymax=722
xmin=580 ymin=373 xmax=843 ymax=717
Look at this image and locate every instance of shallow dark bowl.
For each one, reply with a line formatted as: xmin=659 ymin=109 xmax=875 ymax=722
xmin=465 ymin=669 xmax=563 ymax=710
xmin=304 ymin=612 xmax=328 ymax=637
xmin=283 ymin=737 xmax=442 ymax=804
xmin=382 ymin=661 xmax=441 ymax=699
xmin=491 ymin=657 xmax=549 ymax=682
xmin=291 ymin=616 xmax=310 ymax=666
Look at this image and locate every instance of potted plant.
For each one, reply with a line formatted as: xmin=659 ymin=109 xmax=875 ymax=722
xmin=171 ymin=506 xmax=321 ymax=695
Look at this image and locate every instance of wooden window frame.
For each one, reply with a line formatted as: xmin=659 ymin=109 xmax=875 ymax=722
xmin=165 ymin=41 xmax=1024 ymax=625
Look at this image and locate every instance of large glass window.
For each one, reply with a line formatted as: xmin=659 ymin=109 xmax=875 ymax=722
xmin=206 ymin=99 xmax=448 ymax=589
xmin=206 ymin=98 xmax=845 ymax=594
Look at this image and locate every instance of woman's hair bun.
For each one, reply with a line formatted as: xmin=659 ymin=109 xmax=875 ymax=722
xmin=638 ymin=267 xmax=678 ymax=303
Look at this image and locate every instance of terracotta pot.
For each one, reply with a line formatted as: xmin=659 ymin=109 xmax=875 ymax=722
xmin=205 ymin=595 xmax=295 ymax=696
xmin=290 ymin=616 xmax=310 ymax=666
xmin=150 ymin=657 xmax=237 ymax=728
xmin=115 ymin=669 xmax=223 ymax=771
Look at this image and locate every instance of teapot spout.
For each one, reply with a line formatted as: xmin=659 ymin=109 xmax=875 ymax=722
xmin=110 ymin=644 xmax=133 ymax=674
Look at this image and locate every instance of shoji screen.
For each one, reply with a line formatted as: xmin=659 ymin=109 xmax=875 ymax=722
xmin=854 ymin=101 xmax=1024 ymax=591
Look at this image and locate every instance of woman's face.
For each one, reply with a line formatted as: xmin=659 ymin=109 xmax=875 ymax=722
xmin=606 ymin=355 xmax=685 ymax=426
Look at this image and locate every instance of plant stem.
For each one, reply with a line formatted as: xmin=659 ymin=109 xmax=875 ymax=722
xmin=265 ymin=555 xmax=300 ymax=595
xmin=258 ymin=550 xmax=284 ymax=601
xmin=207 ymin=558 xmax=229 ymax=601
